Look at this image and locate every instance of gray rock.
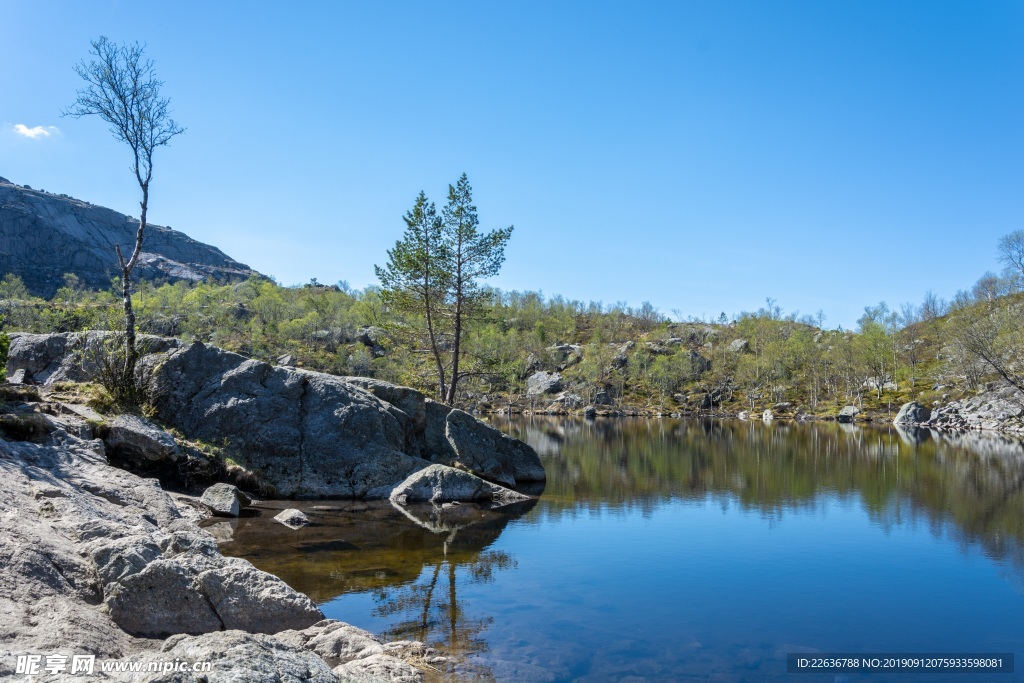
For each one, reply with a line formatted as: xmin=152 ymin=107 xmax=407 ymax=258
xmin=106 ymin=552 xmax=323 ymax=637
xmin=762 ymin=409 xmax=774 ymax=421
xmin=274 ymin=508 xmax=311 ymax=529
xmin=389 ymin=464 xmax=530 ymax=504
xmin=141 ymin=630 xmax=338 ymax=682
xmin=584 ymin=406 xmax=597 ymax=419
xmin=277 ymin=354 xmax=295 ymax=367
xmin=689 ymin=350 xmax=711 ymax=375
xmin=445 ymin=409 xmax=545 ymax=486
xmin=729 ymin=338 xmax=750 ymax=353
xmin=838 ymin=405 xmax=860 ymax=423
xmin=355 ymin=326 xmax=388 ymax=357
xmin=101 ymin=413 xmax=179 ymax=465
xmin=200 ymin=483 xmax=247 ymax=517
xmin=737 ymin=410 xmax=750 ymax=420
xmin=7 ymin=368 xmax=25 ymax=384
xmin=276 ymin=620 xmax=384 ymax=666
xmin=11 ymin=334 xmax=546 ymax=498
xmin=0 ymin=177 xmax=259 ymax=298
xmin=334 ymin=653 xmax=424 ymax=683
xmin=7 ymin=331 xmax=180 ymax=385
xmin=527 ymin=371 xmax=562 ymax=396
xmin=551 ymin=392 xmax=583 ymax=408
xmin=149 ymin=342 xmax=429 ymax=498
xmin=592 ymin=390 xmax=613 ymax=405
xmin=894 ymin=401 xmax=932 ymax=425
xmin=772 ymin=402 xmax=792 ymax=412
xmin=197 ymin=559 xmax=324 ymax=633
xmin=106 ymin=557 xmax=225 ymax=637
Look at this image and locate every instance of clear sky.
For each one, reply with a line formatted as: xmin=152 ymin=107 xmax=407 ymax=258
xmin=2 ymin=1 xmax=1022 ymax=329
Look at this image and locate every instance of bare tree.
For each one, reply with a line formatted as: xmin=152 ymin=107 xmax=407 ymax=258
xmin=64 ymin=37 xmax=184 ymax=375
xmin=998 ymin=229 xmax=1024 ymax=278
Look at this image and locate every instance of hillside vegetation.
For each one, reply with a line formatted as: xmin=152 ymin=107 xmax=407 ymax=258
xmin=2 ymin=257 xmax=1022 ymax=423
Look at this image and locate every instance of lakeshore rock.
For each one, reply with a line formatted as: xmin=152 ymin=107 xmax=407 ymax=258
xmin=7 ymin=331 xmax=180 ymax=385
xmin=0 ymin=407 xmax=431 ymax=681
xmin=894 ymin=401 xmax=932 ymax=425
xmin=838 ymin=405 xmax=860 ymax=423
xmin=7 ymin=334 xmax=545 ymax=499
xmin=200 ymin=483 xmax=249 ymax=517
xmin=925 ymin=384 xmax=1024 ymax=433
xmin=140 ymin=631 xmax=338 ymax=683
xmin=444 ymin=409 xmax=546 ymax=487
xmin=276 ymin=620 xmax=385 ymax=666
xmin=389 ymin=464 xmax=530 ymax=504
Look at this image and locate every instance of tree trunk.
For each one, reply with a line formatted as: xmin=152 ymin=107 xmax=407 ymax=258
xmin=117 ymin=182 xmax=149 ymax=376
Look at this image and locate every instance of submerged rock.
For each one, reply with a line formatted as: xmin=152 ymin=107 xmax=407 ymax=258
xmin=275 ymin=508 xmax=311 ymax=529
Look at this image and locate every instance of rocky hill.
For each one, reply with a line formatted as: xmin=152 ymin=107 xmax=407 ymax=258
xmin=0 ymin=176 xmax=259 ymax=296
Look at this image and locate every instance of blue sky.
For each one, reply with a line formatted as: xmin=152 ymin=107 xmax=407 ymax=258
xmin=2 ymin=1 xmax=1023 ymax=329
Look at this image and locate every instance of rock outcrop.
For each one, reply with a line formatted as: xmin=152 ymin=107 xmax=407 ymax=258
xmin=0 ymin=399 xmax=435 ymax=681
xmin=0 ymin=177 xmax=260 ymax=297
xmin=925 ymin=384 xmax=1024 ymax=433
xmin=7 ymin=333 xmax=546 ymax=499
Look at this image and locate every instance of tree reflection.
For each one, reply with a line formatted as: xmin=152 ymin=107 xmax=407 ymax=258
xmin=372 ymin=505 xmax=519 ymax=682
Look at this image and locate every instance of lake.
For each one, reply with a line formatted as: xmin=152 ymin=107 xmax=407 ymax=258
xmin=214 ymin=418 xmax=1024 ymax=682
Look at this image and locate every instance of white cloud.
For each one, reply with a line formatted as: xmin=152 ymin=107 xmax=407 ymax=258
xmin=13 ymin=124 xmax=60 ymax=139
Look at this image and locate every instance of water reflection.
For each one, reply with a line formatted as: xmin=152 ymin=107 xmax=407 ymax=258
xmin=216 ymin=418 xmax=1024 ymax=682
xmin=494 ymin=416 xmax=1024 ymax=566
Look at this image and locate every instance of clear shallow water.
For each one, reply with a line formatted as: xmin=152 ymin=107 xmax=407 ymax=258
xmin=216 ymin=419 xmax=1024 ymax=682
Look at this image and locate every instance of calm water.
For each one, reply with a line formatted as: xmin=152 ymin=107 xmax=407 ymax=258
xmin=215 ymin=418 xmax=1024 ymax=682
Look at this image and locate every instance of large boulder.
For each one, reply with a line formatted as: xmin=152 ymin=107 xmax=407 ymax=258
xmin=444 ymin=409 xmax=546 ymax=487
xmin=527 ymin=371 xmax=562 ymax=396
xmin=148 ymin=342 xmax=430 ymax=499
xmin=894 ymin=401 xmax=932 ymax=425
xmin=7 ymin=335 xmax=546 ymax=498
xmin=200 ymin=483 xmax=249 ymax=517
xmin=105 ymin=553 xmax=324 ymax=637
xmin=838 ymin=405 xmax=860 ymax=423
xmin=389 ymin=464 xmax=530 ymax=504
xmin=728 ymin=338 xmax=750 ymax=353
